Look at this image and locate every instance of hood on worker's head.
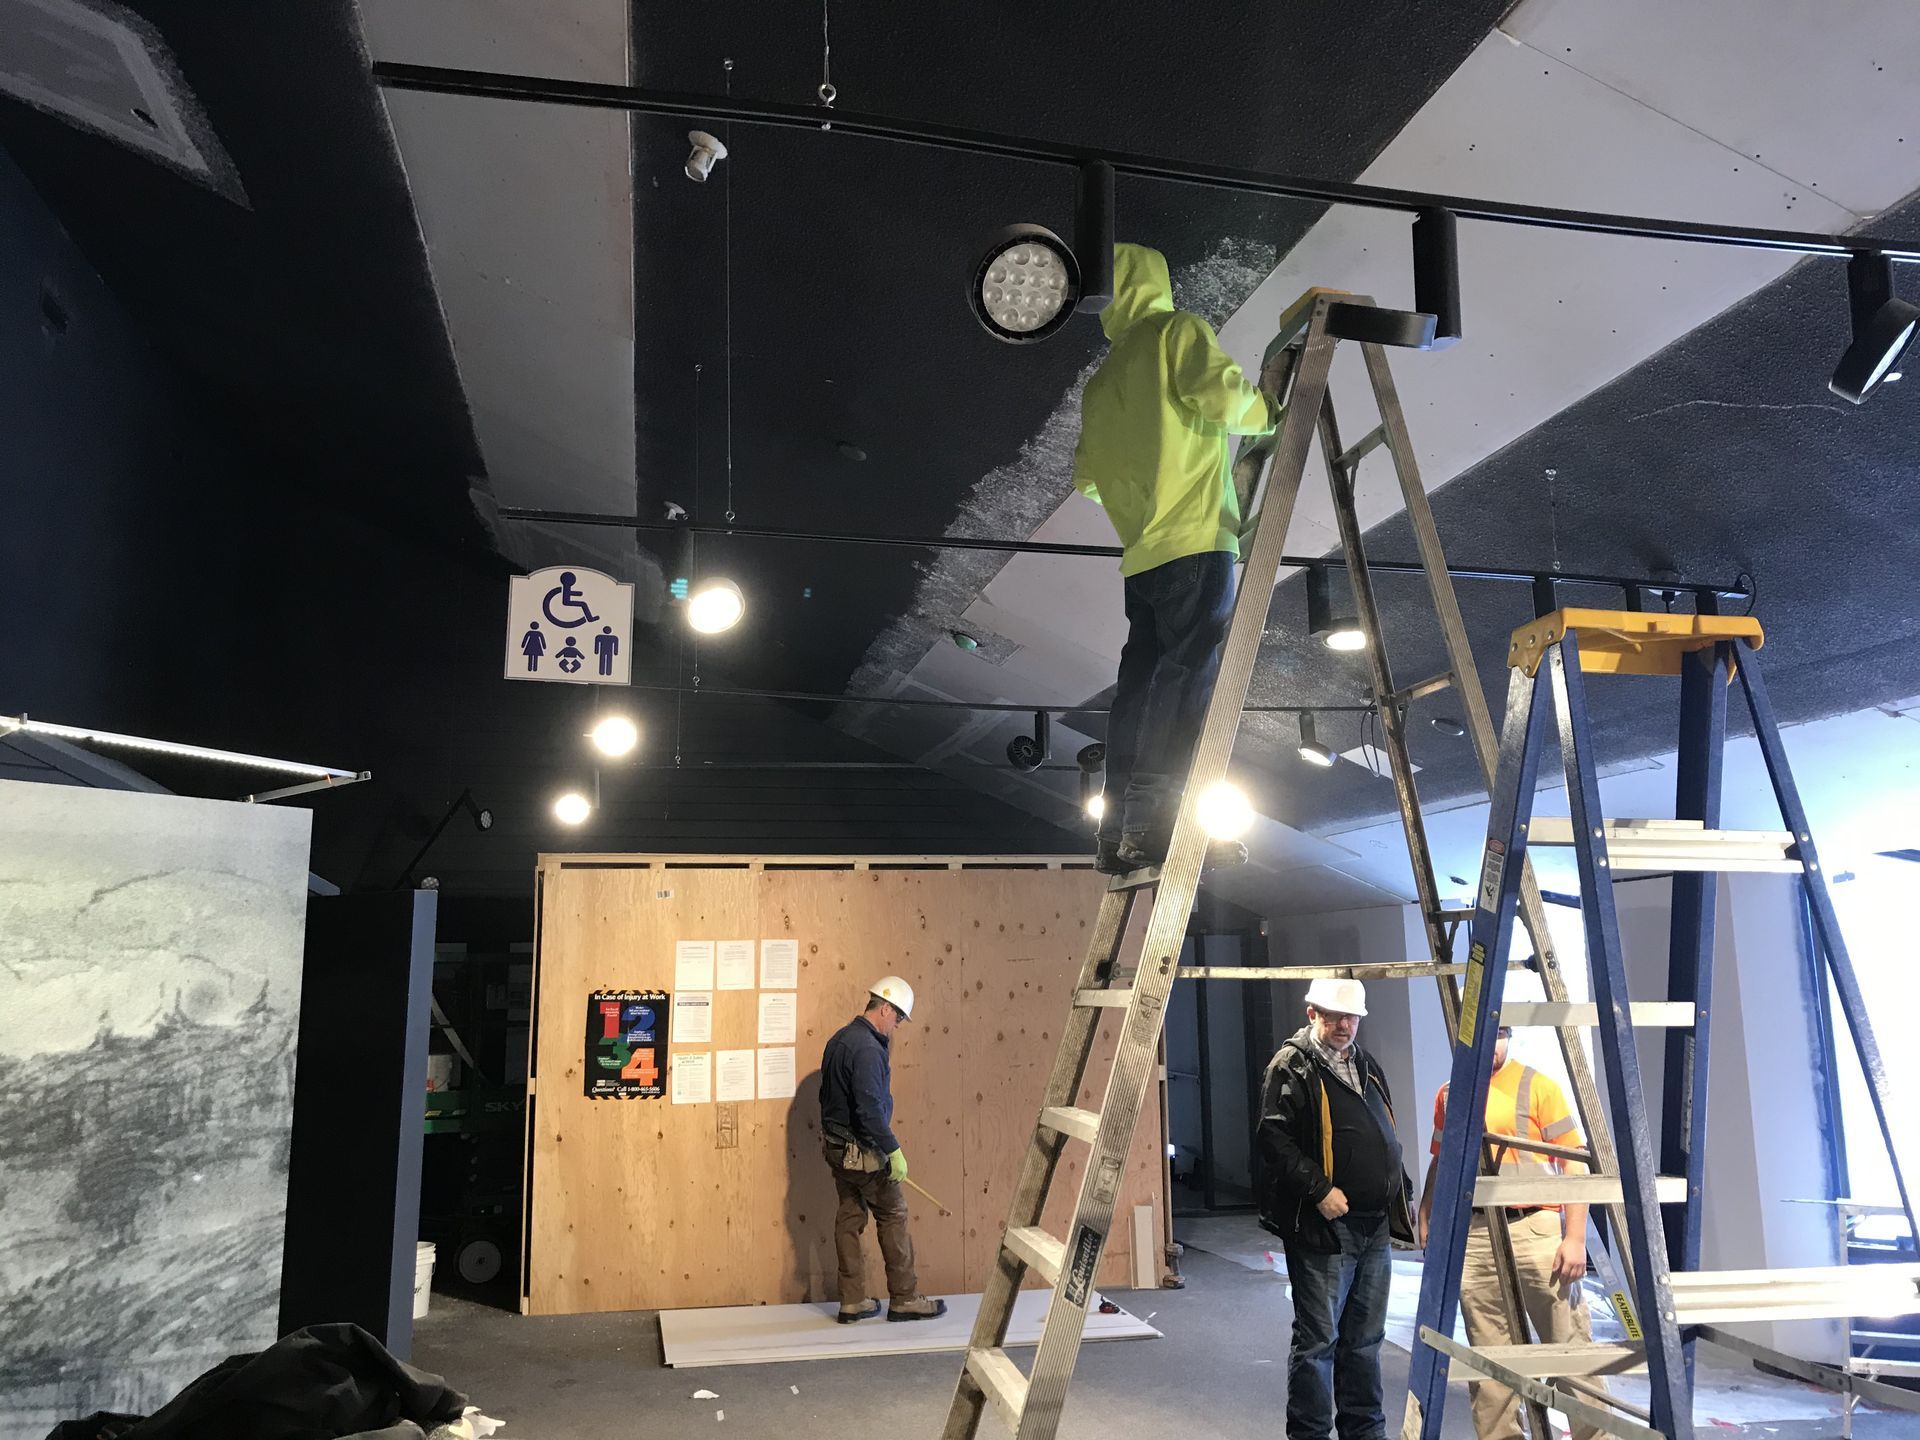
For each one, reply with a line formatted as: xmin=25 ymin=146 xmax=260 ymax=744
xmin=1101 ymin=243 xmax=1175 ymax=340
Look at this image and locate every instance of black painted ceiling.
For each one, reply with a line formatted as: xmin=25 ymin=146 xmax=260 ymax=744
xmin=626 ymin=0 xmax=1517 ymax=694
xmin=1230 ymin=193 xmax=1920 ymax=838
xmin=5 ymin=1 xmax=1917 ymax=897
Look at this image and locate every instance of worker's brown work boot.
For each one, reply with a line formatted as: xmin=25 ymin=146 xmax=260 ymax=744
xmin=836 ymin=1299 xmax=881 ymax=1323
xmin=886 ymin=1296 xmax=949 ymax=1321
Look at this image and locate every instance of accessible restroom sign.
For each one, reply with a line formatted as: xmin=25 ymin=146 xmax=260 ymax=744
xmin=504 ymin=566 xmax=634 ymax=685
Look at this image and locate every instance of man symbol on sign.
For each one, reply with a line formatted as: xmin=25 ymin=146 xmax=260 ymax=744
xmin=557 ymin=637 xmax=585 ymax=674
xmin=520 ymin=621 xmax=547 ymax=672
xmin=594 ymin=625 xmax=620 ymax=676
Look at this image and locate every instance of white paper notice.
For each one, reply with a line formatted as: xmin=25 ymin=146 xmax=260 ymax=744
xmin=715 ymin=1049 xmax=756 ymax=1102
xmin=673 ymin=991 xmax=713 ymax=1044
xmin=757 ymin=1046 xmax=796 ymax=1100
xmin=674 ymin=940 xmax=715 ymax=991
xmin=671 ymin=1051 xmax=712 ymax=1105
xmin=757 ymin=991 xmax=798 ymax=1044
xmin=716 ymin=940 xmax=755 ymax=990
xmin=760 ymin=938 xmax=799 ymax=989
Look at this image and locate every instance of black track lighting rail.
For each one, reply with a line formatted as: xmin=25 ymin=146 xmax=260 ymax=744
xmin=498 ymin=506 xmax=1750 ymax=603
xmin=373 ymin=63 xmax=1920 ymax=263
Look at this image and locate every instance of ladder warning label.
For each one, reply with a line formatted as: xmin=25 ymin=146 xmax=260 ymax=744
xmin=1064 ymin=1224 xmax=1104 ymax=1310
xmin=1610 ymin=1290 xmax=1643 ymax=1340
xmin=1458 ymin=944 xmax=1486 ymax=1049
xmin=1477 ymin=840 xmax=1506 ymax=913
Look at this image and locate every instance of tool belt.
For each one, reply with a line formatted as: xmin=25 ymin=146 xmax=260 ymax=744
xmin=825 ymin=1131 xmax=885 ymax=1174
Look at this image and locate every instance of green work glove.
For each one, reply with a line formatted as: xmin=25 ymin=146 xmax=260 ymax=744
xmin=887 ymin=1148 xmax=908 ymax=1183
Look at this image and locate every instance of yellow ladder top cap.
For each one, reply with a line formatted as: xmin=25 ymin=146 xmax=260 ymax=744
xmin=1508 ymin=608 xmax=1764 ymax=678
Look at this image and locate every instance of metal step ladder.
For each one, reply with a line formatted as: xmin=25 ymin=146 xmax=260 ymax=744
xmin=1406 ymin=608 xmax=1920 ymax=1440
xmin=942 ymin=288 xmax=1630 ymax=1440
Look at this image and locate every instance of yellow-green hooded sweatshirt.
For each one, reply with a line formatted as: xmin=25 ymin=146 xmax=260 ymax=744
xmin=1071 ymin=244 xmax=1274 ymax=578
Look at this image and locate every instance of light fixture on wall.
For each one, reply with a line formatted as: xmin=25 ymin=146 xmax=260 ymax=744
xmin=1195 ymin=780 xmax=1254 ymax=841
xmin=1830 ymin=252 xmax=1920 ymax=404
xmin=969 ymin=161 xmax=1113 ymax=345
xmin=589 ymin=716 xmax=641 ymax=758
xmin=686 ymin=578 xmax=745 ymax=634
xmin=1297 ymin=714 xmax=1339 ymax=768
xmin=1306 ymin=565 xmax=1367 ymax=651
xmin=553 ymin=791 xmax=592 ymax=825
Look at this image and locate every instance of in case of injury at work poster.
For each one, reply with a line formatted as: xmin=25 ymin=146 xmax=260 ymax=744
xmin=585 ymin=989 xmax=670 ymax=1098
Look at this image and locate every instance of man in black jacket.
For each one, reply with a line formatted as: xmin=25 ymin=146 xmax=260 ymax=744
xmin=818 ymin=975 xmax=946 ymax=1323
xmin=1256 ymin=979 xmax=1414 ymax=1440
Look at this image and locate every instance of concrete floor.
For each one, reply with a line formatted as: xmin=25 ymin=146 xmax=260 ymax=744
xmin=413 ymin=1236 xmax=1915 ymax=1440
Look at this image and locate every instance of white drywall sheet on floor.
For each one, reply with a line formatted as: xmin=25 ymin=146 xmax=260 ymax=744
xmin=659 ymin=1290 xmax=1160 ymax=1368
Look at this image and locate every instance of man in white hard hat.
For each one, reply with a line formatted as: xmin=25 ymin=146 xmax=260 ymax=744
xmin=1256 ymin=978 xmax=1415 ymax=1440
xmin=818 ymin=976 xmax=946 ymax=1322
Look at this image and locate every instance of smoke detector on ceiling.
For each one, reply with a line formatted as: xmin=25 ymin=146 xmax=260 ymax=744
xmin=0 ymin=0 xmax=246 ymax=204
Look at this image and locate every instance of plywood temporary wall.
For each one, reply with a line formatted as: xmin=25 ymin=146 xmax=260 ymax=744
xmin=524 ymin=854 xmax=1166 ymax=1315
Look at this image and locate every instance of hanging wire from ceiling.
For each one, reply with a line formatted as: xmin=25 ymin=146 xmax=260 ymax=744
xmin=723 ymin=59 xmax=736 ymax=525
xmin=818 ymin=0 xmax=836 ymax=109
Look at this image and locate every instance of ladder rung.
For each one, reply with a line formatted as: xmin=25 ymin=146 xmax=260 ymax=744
xmin=965 ymin=1346 xmax=1029 ymax=1434
xmin=1474 ymin=1174 xmax=1688 ymax=1206
xmin=1500 ymin=1001 xmax=1696 ymax=1028
xmin=1038 ymin=1105 xmax=1102 ymax=1145
xmin=1181 ymin=962 xmax=1465 ymax=981
xmin=1391 ymin=671 xmax=1454 ymax=706
xmin=1526 ymin=817 xmax=1801 ymax=873
xmin=1457 ymin=1343 xmax=1647 ymax=1378
xmin=1106 ymin=864 xmax=1162 ymax=892
xmin=1336 ymin=424 xmax=1388 ymax=469
xmin=1074 ymin=988 xmax=1134 ymax=1008
xmin=1003 ymin=1225 xmax=1067 ymax=1285
xmin=1668 ymin=1263 xmax=1920 ymax=1325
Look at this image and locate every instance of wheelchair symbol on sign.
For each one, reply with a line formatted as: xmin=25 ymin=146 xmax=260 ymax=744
xmin=541 ymin=571 xmax=601 ymax=629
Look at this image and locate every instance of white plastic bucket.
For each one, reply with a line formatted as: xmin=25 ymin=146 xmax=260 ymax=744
xmin=414 ymin=1241 xmax=436 ymax=1319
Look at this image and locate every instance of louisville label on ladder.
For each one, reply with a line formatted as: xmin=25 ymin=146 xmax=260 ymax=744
xmin=1404 ymin=610 xmax=1920 ymax=1440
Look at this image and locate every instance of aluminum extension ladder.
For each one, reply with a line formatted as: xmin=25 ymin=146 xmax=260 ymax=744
xmin=1406 ymin=609 xmax=1920 ymax=1440
xmin=941 ymin=288 xmax=1632 ymax=1440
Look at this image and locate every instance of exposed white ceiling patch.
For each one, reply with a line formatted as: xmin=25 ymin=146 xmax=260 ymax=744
xmin=360 ymin=0 xmax=653 ymax=591
xmin=0 ymin=0 xmax=246 ymax=202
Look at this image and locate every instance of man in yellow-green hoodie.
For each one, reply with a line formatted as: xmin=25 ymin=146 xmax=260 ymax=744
xmin=1072 ymin=243 xmax=1277 ymax=873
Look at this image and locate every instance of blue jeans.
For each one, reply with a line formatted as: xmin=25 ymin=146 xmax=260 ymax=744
xmin=1284 ymin=1214 xmax=1392 ymax=1440
xmin=1099 ymin=551 xmax=1238 ymax=847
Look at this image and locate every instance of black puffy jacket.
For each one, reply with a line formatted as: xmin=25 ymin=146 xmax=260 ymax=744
xmin=1255 ymin=1027 xmax=1416 ymax=1253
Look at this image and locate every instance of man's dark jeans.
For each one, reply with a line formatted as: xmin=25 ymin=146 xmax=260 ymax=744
xmin=1099 ymin=550 xmax=1238 ymax=849
xmin=1283 ymin=1213 xmax=1392 ymax=1440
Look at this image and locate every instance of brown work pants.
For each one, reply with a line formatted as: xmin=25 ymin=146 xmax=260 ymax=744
xmin=824 ymin=1143 xmax=919 ymax=1307
xmin=1459 ymin=1209 xmax=1600 ymax=1440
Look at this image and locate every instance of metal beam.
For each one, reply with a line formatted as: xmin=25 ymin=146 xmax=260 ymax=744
xmin=496 ymin=506 xmax=1752 ymax=601
xmin=369 ymin=64 xmax=1920 ymax=262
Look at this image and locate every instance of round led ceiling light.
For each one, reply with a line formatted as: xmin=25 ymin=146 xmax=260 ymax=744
xmin=971 ymin=225 xmax=1081 ymax=345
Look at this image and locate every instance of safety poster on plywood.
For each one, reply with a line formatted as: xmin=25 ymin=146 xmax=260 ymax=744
xmin=585 ymin=989 xmax=670 ymax=1098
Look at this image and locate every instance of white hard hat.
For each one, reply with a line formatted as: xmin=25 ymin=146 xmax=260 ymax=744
xmin=1304 ymin=977 xmax=1368 ymax=1017
xmin=870 ymin=975 xmax=915 ymax=1021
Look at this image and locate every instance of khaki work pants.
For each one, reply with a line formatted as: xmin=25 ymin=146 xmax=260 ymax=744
xmin=824 ymin=1142 xmax=919 ymax=1307
xmin=1459 ymin=1208 xmax=1600 ymax=1440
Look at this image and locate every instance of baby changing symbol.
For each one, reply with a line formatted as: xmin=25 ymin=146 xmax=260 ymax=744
xmin=505 ymin=566 xmax=634 ymax=687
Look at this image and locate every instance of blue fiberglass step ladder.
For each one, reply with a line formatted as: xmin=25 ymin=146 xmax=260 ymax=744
xmin=1405 ymin=609 xmax=1920 ymax=1440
